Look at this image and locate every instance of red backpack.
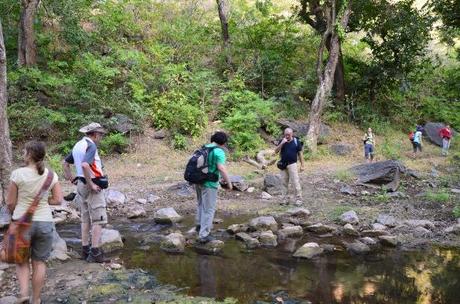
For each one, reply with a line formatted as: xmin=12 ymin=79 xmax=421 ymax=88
xmin=409 ymin=132 xmax=414 ymax=141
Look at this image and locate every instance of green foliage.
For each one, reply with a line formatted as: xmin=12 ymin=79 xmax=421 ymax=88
xmin=375 ymin=190 xmax=391 ymax=203
xmin=425 ymin=190 xmax=450 ymax=203
xmin=454 ymin=205 xmax=460 ymax=218
xmin=172 ymin=134 xmax=187 ymax=151
xmin=329 ymin=205 xmax=353 ymax=221
xmin=100 ymin=133 xmax=129 ymax=155
xmin=380 ymin=138 xmax=402 ymax=160
xmin=46 ymin=154 xmax=64 ymax=176
xmin=334 ymin=169 xmax=355 ymax=183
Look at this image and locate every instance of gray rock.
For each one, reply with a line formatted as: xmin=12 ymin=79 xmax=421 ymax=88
xmin=351 ymin=160 xmax=406 ymax=192
xmin=0 ymin=206 xmax=10 ymax=228
xmin=105 ymin=189 xmax=126 ymax=206
xmin=277 ymin=225 xmax=303 ymax=240
xmin=293 ymin=242 xmax=324 ymax=259
xmin=147 ymin=193 xmax=160 ymax=204
xmin=154 ymin=207 xmax=182 ymax=224
xmin=443 ymin=224 xmax=460 ymax=235
xmin=227 ymin=224 xmax=248 ymax=234
xmin=221 ymin=175 xmax=248 ymax=192
xmin=136 ymin=198 xmax=147 ymax=204
xmin=320 ymin=244 xmax=337 ymax=253
xmin=236 ymin=232 xmax=260 ymax=249
xmin=376 ymin=214 xmax=397 ymax=227
xmin=372 ymin=223 xmax=387 ymax=231
xmin=277 ymin=119 xmax=331 ymax=144
xmin=404 ymin=220 xmax=435 ymax=230
xmin=259 ymin=231 xmax=278 ymax=247
xmin=306 ymin=223 xmax=336 ymax=234
xmin=340 ymin=185 xmax=356 ymax=195
xmin=423 ymin=122 xmax=456 ymax=147
xmin=346 ymin=241 xmax=371 ymax=255
xmin=361 ymin=229 xmax=390 ymax=237
xmin=112 ymin=114 xmax=135 ymax=134
xmin=194 ymin=240 xmax=224 ymax=255
xmin=330 ymin=143 xmax=353 ymax=156
xmin=0 ymin=296 xmax=18 ymax=304
xmin=263 ymin=174 xmax=285 ymax=196
xmin=339 ymin=210 xmax=359 ymax=224
xmin=248 ymin=216 xmax=278 ymax=232
xmin=246 ymin=187 xmax=255 ymax=193
xmin=359 ymin=237 xmax=378 ymax=246
xmin=153 ymin=129 xmax=167 ymax=139
xmin=168 ymin=182 xmax=194 ymax=198
xmin=0 ymin=262 xmax=12 ymax=271
xmin=285 ymin=208 xmax=311 ymax=226
xmin=451 ymin=189 xmax=460 ymax=194
xmin=160 ymin=233 xmax=185 ymax=253
xmin=127 ymin=205 xmax=147 ymax=219
xmin=413 ymin=226 xmax=432 ymax=238
xmin=100 ymin=229 xmax=124 ymax=253
xmin=261 ymin=191 xmax=273 ymax=200
xmin=49 ymin=230 xmax=69 ymax=261
xmin=342 ymin=223 xmax=359 ymax=236
xmin=378 ymin=235 xmax=399 ymax=247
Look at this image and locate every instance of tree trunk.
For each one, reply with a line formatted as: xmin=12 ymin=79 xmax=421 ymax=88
xmin=18 ymin=0 xmax=40 ymax=67
xmin=216 ymin=0 xmax=232 ymax=67
xmin=0 ymin=20 xmax=13 ymax=226
xmin=306 ymin=1 xmax=352 ymax=153
xmin=325 ymin=37 xmax=346 ymax=105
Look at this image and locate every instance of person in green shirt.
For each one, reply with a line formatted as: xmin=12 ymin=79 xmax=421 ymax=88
xmin=196 ymin=131 xmax=232 ymax=243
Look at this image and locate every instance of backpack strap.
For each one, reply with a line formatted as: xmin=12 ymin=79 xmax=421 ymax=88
xmin=19 ymin=169 xmax=54 ymax=224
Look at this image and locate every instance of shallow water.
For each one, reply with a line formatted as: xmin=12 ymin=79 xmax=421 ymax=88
xmin=59 ymin=219 xmax=460 ymax=304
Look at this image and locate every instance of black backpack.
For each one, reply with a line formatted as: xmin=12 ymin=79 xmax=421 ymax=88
xmin=184 ymin=146 xmax=219 ymax=184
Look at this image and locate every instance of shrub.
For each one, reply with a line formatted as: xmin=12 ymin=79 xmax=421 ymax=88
xmin=334 ymin=169 xmax=355 ymax=182
xmin=46 ymin=154 xmax=64 ymax=176
xmin=100 ymin=133 xmax=129 ymax=155
xmin=172 ymin=133 xmax=187 ymax=150
xmin=425 ymin=190 xmax=450 ymax=203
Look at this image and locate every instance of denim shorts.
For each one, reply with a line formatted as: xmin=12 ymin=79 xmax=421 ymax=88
xmin=23 ymin=221 xmax=55 ymax=261
xmin=364 ymin=144 xmax=374 ymax=158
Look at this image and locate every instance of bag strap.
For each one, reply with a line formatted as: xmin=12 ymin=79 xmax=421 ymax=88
xmin=19 ymin=169 xmax=54 ymax=224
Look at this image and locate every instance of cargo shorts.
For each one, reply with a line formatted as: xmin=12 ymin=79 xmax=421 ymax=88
xmin=77 ymin=180 xmax=108 ymax=225
xmin=23 ymin=221 xmax=55 ymax=261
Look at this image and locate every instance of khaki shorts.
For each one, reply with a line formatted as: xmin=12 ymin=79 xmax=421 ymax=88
xmin=77 ymin=181 xmax=108 ymax=225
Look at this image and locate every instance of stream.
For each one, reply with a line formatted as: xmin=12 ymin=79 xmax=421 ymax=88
xmin=58 ymin=218 xmax=460 ymax=304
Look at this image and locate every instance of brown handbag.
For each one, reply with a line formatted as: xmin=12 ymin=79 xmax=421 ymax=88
xmin=0 ymin=170 xmax=54 ymax=264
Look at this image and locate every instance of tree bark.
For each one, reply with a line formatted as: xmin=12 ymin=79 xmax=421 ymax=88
xmin=216 ymin=0 xmax=232 ymax=67
xmin=0 ymin=20 xmax=13 ymax=220
xmin=325 ymin=36 xmax=346 ymax=105
xmin=18 ymin=0 xmax=40 ymax=67
xmin=306 ymin=1 xmax=352 ymax=153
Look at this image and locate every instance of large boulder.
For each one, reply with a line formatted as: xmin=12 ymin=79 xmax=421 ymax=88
xmin=100 ymin=229 xmax=124 ymax=253
xmin=351 ymin=160 xmax=406 ymax=192
xmin=263 ymin=174 xmax=285 ymax=196
xmin=259 ymin=231 xmax=278 ymax=247
xmin=277 ymin=119 xmax=331 ymax=144
xmin=160 ymin=233 xmax=185 ymax=253
xmin=111 ymin=114 xmax=135 ymax=135
xmin=105 ymin=189 xmax=127 ymax=206
xmin=330 ymin=143 xmax=353 ymax=156
xmin=293 ymin=242 xmax=324 ymax=259
xmin=221 ymin=175 xmax=248 ymax=192
xmin=423 ymin=122 xmax=456 ymax=147
xmin=49 ymin=230 xmax=70 ymax=261
xmin=154 ymin=207 xmax=183 ymax=224
xmin=248 ymin=216 xmax=278 ymax=232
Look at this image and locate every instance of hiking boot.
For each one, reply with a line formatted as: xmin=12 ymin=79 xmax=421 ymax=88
xmin=86 ymin=248 xmax=109 ymax=263
xmin=81 ymin=245 xmax=90 ymax=260
xmin=197 ymin=235 xmax=216 ymax=244
xmin=195 ymin=225 xmax=201 ymax=233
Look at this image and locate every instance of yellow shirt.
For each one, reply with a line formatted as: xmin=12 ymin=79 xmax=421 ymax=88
xmin=11 ymin=167 xmax=58 ymax=222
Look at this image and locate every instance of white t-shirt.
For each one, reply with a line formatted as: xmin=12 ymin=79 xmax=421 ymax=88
xmin=11 ymin=167 xmax=58 ymax=222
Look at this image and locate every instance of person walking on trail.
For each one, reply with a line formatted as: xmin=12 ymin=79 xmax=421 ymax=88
xmin=62 ymin=123 xmax=109 ymax=263
xmin=412 ymin=125 xmax=423 ymax=156
xmin=6 ymin=141 xmax=63 ymax=304
xmin=195 ymin=131 xmax=232 ymax=244
xmin=275 ymin=128 xmax=304 ymax=205
xmin=439 ymin=124 xmax=453 ymax=156
xmin=362 ymin=128 xmax=376 ymax=163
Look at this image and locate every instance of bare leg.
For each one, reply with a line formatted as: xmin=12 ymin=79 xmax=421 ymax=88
xmin=16 ymin=262 xmax=30 ymax=300
xmin=31 ymin=260 xmax=46 ymax=304
xmin=91 ymin=224 xmax=102 ymax=247
xmin=81 ymin=222 xmax=91 ymax=246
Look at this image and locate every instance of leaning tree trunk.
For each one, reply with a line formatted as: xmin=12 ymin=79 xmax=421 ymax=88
xmin=216 ymin=0 xmax=232 ymax=67
xmin=306 ymin=1 xmax=352 ymax=153
xmin=18 ymin=0 xmax=40 ymax=67
xmin=0 ymin=20 xmax=13 ymax=226
xmin=325 ymin=38 xmax=346 ymax=105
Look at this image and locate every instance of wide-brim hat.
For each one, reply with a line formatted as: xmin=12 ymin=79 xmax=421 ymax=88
xmin=79 ymin=122 xmax=107 ymax=134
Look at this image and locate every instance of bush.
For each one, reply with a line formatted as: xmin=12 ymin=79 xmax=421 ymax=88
xmin=100 ymin=133 xmax=129 ymax=155
xmin=425 ymin=190 xmax=450 ymax=203
xmin=46 ymin=154 xmax=64 ymax=176
xmin=172 ymin=133 xmax=187 ymax=150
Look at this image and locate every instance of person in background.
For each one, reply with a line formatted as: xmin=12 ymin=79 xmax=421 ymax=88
xmin=439 ymin=124 xmax=453 ymax=156
xmin=412 ymin=125 xmax=423 ymax=157
xmin=6 ymin=141 xmax=63 ymax=304
xmin=362 ymin=128 xmax=375 ymax=163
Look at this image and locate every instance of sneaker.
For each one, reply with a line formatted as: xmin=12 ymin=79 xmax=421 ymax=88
xmin=86 ymin=248 xmax=109 ymax=263
xmin=195 ymin=225 xmax=201 ymax=233
xmin=81 ymin=245 xmax=90 ymax=260
xmin=197 ymin=235 xmax=216 ymax=244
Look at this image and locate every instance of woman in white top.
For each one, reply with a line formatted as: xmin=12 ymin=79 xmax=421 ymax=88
xmin=6 ymin=141 xmax=62 ymax=304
